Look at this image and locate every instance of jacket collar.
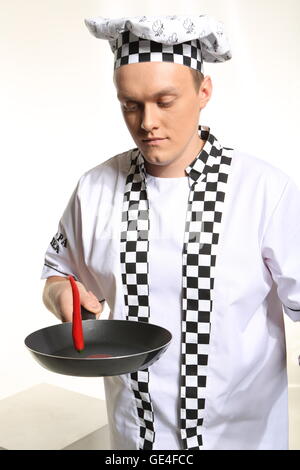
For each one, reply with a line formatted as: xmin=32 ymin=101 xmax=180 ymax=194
xmin=135 ymin=125 xmax=222 ymax=183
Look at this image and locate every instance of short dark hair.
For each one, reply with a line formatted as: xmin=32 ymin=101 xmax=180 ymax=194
xmin=190 ymin=68 xmax=204 ymax=92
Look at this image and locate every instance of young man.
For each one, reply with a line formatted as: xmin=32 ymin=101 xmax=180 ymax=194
xmin=41 ymin=15 xmax=300 ymax=450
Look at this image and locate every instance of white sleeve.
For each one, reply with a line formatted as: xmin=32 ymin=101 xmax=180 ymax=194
xmin=261 ymin=177 xmax=300 ymax=321
xmin=40 ymin=177 xmax=106 ymax=302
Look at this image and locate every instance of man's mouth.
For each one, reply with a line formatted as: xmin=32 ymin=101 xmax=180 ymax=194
xmin=142 ymin=138 xmax=167 ymax=145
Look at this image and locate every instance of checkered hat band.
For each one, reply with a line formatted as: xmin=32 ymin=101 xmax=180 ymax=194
xmin=120 ymin=130 xmax=233 ymax=450
xmin=114 ymin=30 xmax=203 ymax=72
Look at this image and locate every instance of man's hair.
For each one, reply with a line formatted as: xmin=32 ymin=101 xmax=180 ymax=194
xmin=190 ymin=69 xmax=204 ymax=93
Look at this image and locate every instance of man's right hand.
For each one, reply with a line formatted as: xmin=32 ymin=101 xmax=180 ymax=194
xmin=42 ymin=276 xmax=104 ymax=323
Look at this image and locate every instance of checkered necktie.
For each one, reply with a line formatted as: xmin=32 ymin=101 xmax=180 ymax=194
xmin=120 ymin=125 xmax=233 ymax=450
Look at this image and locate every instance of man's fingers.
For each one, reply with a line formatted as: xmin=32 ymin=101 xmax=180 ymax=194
xmin=56 ymin=282 xmax=103 ymax=322
xmin=81 ymin=291 xmax=103 ymax=315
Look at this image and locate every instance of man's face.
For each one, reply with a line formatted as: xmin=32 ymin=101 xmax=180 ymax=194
xmin=114 ymin=61 xmax=212 ymax=176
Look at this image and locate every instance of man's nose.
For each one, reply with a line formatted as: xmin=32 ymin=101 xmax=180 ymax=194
xmin=140 ymin=104 xmax=159 ymax=131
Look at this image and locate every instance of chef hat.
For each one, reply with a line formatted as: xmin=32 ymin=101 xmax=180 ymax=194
xmin=84 ymin=15 xmax=232 ymax=74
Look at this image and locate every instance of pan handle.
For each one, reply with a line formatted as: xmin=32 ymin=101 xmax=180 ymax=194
xmin=81 ymin=300 xmax=105 ymax=320
xmin=69 ymin=274 xmax=104 ymax=321
xmin=81 ymin=305 xmax=99 ymax=320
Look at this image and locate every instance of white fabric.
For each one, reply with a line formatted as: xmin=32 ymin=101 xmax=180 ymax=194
xmin=41 ymin=144 xmax=300 ymax=450
xmin=84 ymin=15 xmax=232 ymax=63
xmin=146 ymin=174 xmax=190 ymax=449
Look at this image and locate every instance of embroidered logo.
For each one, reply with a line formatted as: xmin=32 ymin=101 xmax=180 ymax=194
xmin=50 ymin=232 xmax=68 ymax=254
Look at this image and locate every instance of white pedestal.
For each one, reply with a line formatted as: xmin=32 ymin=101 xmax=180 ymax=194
xmin=0 ymin=383 xmax=110 ymax=450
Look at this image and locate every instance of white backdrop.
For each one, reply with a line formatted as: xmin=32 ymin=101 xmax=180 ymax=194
xmin=0 ymin=0 xmax=299 ymax=403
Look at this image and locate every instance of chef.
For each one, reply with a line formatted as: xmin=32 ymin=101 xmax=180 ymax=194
xmin=41 ymin=15 xmax=300 ymax=450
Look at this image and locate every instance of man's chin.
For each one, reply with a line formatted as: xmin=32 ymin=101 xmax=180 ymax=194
xmin=143 ymin=156 xmax=171 ymax=167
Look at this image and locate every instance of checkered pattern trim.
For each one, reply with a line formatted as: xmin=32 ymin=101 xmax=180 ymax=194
xmin=120 ymin=125 xmax=233 ymax=450
xmin=113 ymin=30 xmax=203 ymax=72
xmin=120 ymin=152 xmax=155 ymax=450
xmin=180 ymin=134 xmax=233 ymax=449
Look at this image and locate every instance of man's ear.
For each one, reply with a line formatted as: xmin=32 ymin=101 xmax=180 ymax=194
xmin=198 ymin=75 xmax=213 ymax=109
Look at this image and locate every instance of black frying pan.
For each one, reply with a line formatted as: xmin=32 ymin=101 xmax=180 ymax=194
xmin=24 ymin=280 xmax=172 ymax=377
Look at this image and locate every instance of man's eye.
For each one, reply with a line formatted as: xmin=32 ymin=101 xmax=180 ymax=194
xmin=122 ymin=103 xmax=138 ymax=111
xmin=122 ymin=101 xmax=173 ymax=111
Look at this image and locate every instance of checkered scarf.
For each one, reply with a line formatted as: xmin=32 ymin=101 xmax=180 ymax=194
xmin=120 ymin=125 xmax=233 ymax=449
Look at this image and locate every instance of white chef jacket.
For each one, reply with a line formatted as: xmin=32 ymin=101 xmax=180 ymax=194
xmin=41 ymin=145 xmax=300 ymax=450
